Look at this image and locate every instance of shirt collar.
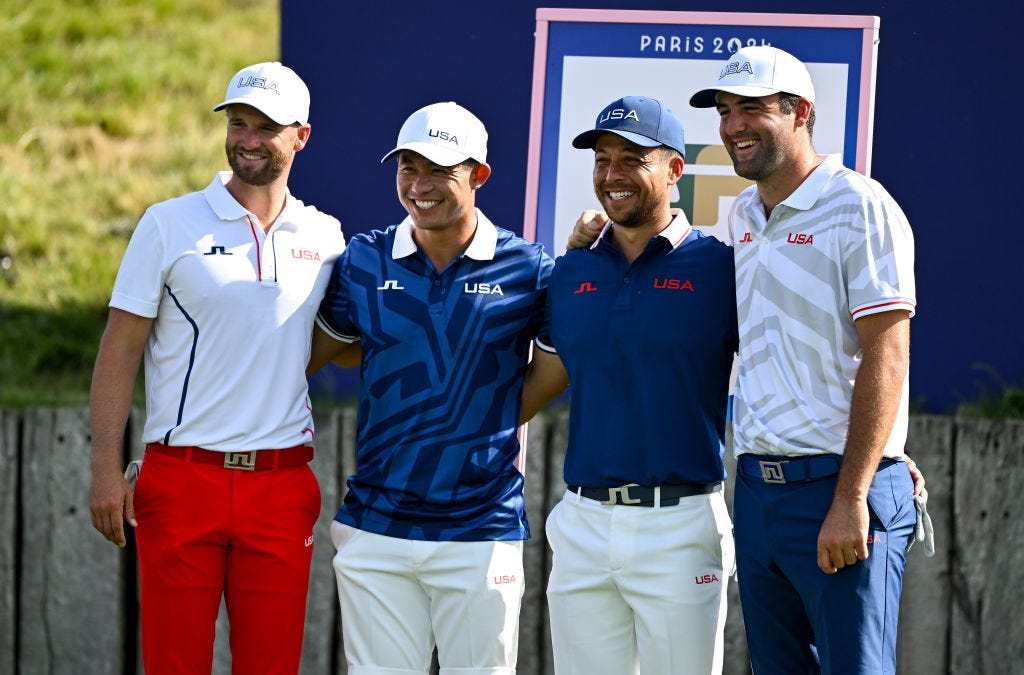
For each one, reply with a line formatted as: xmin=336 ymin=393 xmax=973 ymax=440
xmin=592 ymin=208 xmax=693 ymax=251
xmin=779 ymin=154 xmax=843 ymax=211
xmin=202 ymin=171 xmax=297 ymax=226
xmin=391 ymin=208 xmax=498 ymax=261
xmin=655 ymin=209 xmax=694 ymax=249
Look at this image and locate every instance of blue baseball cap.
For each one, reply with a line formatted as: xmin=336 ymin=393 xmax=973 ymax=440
xmin=572 ymin=96 xmax=685 ymax=159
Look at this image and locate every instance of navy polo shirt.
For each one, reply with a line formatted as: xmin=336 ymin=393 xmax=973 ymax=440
xmin=316 ymin=210 xmax=553 ymax=541
xmin=537 ymin=212 xmax=737 ymax=488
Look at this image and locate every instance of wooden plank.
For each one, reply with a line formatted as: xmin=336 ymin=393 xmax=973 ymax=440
xmin=540 ymin=409 xmax=570 ymax=675
xmin=520 ymin=414 xmax=552 ymax=675
xmin=19 ymin=407 xmax=125 ymax=675
xmin=0 ymin=408 xmax=20 ymax=675
xmin=950 ymin=418 xmax=1024 ymax=674
xmin=302 ymin=407 xmax=344 ymax=675
xmin=334 ymin=407 xmax=357 ymax=673
xmin=128 ymin=407 xmax=144 ymax=674
xmin=898 ymin=415 xmax=953 ymax=674
xmin=722 ymin=426 xmax=751 ymax=675
xmin=13 ymin=406 xmax=1017 ymax=675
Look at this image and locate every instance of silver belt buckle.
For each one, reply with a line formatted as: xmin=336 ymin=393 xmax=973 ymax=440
xmin=759 ymin=460 xmax=788 ymax=484
xmin=603 ymin=483 xmax=642 ymax=505
xmin=224 ymin=451 xmax=257 ymax=471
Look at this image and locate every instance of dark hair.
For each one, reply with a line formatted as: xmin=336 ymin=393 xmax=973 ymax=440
xmin=657 ymin=147 xmax=683 ymax=163
xmin=458 ymin=159 xmax=481 ymax=174
xmin=778 ymin=93 xmax=815 ymax=136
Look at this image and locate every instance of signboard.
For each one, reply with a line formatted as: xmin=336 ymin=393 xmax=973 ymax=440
xmin=524 ymin=9 xmax=880 ymax=254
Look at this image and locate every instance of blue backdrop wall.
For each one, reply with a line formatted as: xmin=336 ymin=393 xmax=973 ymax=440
xmin=283 ymin=1 xmax=1019 ymax=413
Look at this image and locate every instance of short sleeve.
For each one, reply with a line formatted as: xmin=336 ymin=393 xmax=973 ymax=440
xmin=109 ymin=209 xmax=167 ymax=318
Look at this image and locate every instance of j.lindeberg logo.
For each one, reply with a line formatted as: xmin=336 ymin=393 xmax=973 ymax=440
xmin=377 ymin=279 xmax=405 ymax=290
xmin=203 ymin=245 xmax=233 ymax=256
xmin=573 ymin=282 xmax=598 ymax=294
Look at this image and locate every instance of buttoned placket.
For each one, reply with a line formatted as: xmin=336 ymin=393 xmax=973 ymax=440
xmin=245 ymin=214 xmax=282 ymax=287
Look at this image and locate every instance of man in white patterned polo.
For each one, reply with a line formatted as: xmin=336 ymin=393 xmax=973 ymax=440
xmin=687 ymin=46 xmax=917 ymax=674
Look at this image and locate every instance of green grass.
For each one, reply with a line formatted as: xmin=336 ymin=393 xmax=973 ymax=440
xmin=955 ymin=366 xmax=1024 ymax=418
xmin=0 ymin=0 xmax=278 ymax=405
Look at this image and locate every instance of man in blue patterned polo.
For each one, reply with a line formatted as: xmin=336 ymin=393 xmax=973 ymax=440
xmin=308 ymin=101 xmax=553 ymax=675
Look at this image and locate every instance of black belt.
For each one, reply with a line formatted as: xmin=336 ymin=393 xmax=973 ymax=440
xmin=568 ymin=482 xmax=721 ymax=507
xmin=737 ymin=453 xmax=897 ymax=484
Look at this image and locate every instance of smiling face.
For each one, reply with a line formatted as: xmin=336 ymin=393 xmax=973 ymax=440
xmin=591 ymin=133 xmax=682 ymax=230
xmin=395 ymin=150 xmax=489 ymax=233
xmin=224 ymin=104 xmax=309 ymax=187
xmin=714 ymin=92 xmax=805 ymax=183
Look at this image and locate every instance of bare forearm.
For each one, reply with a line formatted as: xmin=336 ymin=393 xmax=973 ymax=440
xmin=835 ymin=318 xmax=910 ymax=500
xmin=519 ymin=349 xmax=569 ymax=425
xmin=817 ymin=311 xmax=909 ymax=573
xmin=90 ymin=338 xmax=142 ymax=472
xmin=307 ymin=324 xmax=357 ymax=375
xmin=89 ymin=309 xmax=150 ymax=546
xmin=89 ymin=309 xmax=150 ymax=472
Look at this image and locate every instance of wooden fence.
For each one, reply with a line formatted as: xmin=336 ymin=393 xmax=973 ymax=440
xmin=1 ymin=408 xmax=1021 ymax=674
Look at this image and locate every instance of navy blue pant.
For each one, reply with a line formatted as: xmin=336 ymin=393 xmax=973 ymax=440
xmin=734 ymin=456 xmax=915 ymax=675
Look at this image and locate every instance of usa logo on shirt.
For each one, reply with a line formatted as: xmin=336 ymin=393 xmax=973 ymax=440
xmin=464 ymin=282 xmax=503 ymax=295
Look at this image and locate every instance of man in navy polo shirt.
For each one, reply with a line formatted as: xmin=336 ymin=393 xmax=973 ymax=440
xmin=520 ymin=96 xmax=737 ymax=675
xmin=308 ymin=101 xmax=553 ymax=674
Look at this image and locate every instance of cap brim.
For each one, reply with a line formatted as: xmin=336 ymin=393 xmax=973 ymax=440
xmin=380 ymin=141 xmax=471 ymax=167
xmin=571 ymin=129 xmax=662 ymax=150
xmin=691 ymin=84 xmax=811 ymax=108
xmin=213 ymin=97 xmax=303 ymax=126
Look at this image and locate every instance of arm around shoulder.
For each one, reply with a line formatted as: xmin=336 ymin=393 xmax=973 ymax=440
xmin=566 ymin=210 xmax=609 ymax=250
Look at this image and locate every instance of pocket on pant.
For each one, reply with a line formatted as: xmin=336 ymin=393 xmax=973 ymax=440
xmin=545 ymin=500 xmax=568 ymax=553
xmin=302 ymin=464 xmax=322 ymax=522
xmin=331 ymin=521 xmax=364 ymax=553
xmin=866 ymin=463 xmax=914 ymax=531
xmin=707 ymin=494 xmax=736 ymax=576
xmin=131 ymin=454 xmax=166 ymax=519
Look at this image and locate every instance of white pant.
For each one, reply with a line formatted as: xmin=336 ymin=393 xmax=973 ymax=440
xmin=545 ymin=489 xmax=734 ymax=675
xmin=331 ymin=521 xmax=524 ymax=675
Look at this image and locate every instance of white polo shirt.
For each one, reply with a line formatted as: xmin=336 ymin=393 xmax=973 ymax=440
xmin=730 ymin=155 xmax=916 ymax=459
xmin=110 ymin=172 xmax=346 ymax=450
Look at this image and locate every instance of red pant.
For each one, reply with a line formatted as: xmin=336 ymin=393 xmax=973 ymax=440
xmin=133 ymin=448 xmax=320 ymax=674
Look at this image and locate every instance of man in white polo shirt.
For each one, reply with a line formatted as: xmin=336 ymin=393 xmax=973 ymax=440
xmin=686 ymin=46 xmax=917 ymax=674
xmin=89 ymin=62 xmax=345 ymax=674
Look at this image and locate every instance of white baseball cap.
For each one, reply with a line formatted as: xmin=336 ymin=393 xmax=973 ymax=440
xmin=213 ymin=62 xmax=311 ymax=126
xmin=690 ymin=46 xmax=815 ymax=108
xmin=381 ymin=101 xmax=488 ymax=166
